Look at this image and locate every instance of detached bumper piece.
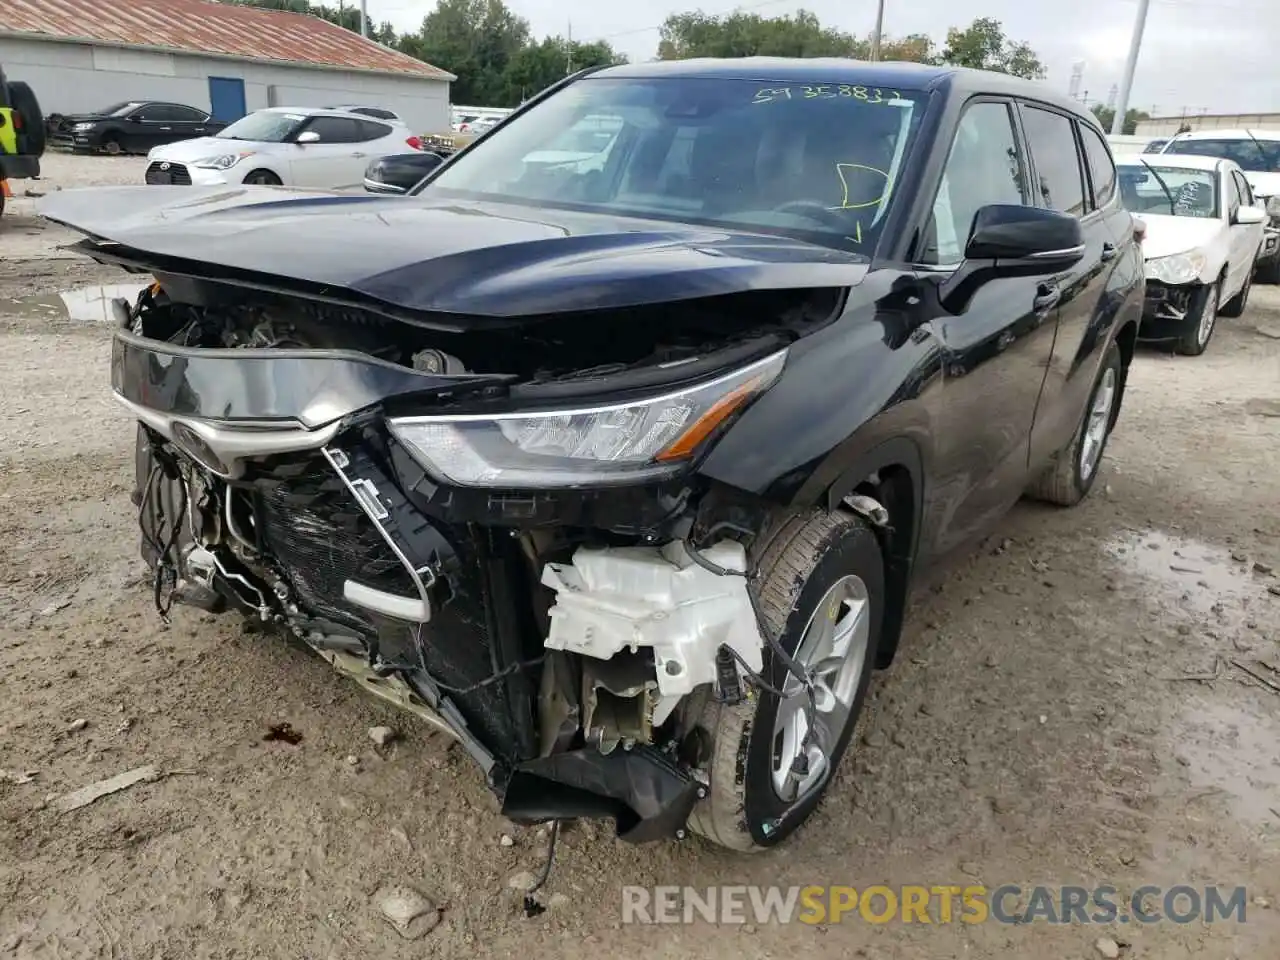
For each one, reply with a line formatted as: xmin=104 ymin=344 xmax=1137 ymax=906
xmin=502 ymin=745 xmax=702 ymax=843
xmin=1140 ymin=281 xmax=1202 ymax=341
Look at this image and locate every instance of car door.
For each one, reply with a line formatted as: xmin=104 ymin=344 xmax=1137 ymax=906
xmin=117 ymin=105 xmax=158 ymax=152
xmin=915 ymin=98 xmax=1064 ymax=556
xmin=166 ymin=104 xmax=212 ymax=143
xmin=287 ymin=115 xmax=363 ymax=187
xmin=1226 ymin=168 xmax=1264 ymax=289
xmin=1022 ymin=108 xmax=1126 ymax=472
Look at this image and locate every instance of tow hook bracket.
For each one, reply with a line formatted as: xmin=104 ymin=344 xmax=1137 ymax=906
xmin=843 ymin=493 xmax=889 ymax=527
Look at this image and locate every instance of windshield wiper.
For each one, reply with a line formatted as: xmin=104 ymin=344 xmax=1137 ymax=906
xmin=1139 ymin=159 xmax=1177 ymax=215
xmin=1243 ymin=129 xmax=1277 ymax=173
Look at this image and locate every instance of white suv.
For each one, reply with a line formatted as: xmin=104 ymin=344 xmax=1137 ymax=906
xmin=1157 ymin=129 xmax=1280 ymax=282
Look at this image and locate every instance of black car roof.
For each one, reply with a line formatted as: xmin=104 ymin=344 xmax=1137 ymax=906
xmin=590 ymin=57 xmax=1096 ymax=125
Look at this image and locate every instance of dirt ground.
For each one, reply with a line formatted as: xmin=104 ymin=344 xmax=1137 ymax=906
xmin=1 ymin=159 xmax=1279 ymax=959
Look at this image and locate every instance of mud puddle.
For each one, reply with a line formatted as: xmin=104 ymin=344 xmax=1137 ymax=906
xmin=1104 ymin=528 xmax=1276 ymax=623
xmin=0 ymin=282 xmax=149 ymax=324
xmin=1173 ymin=697 xmax=1280 ymax=826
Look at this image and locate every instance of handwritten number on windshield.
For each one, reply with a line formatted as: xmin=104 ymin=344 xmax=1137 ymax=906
xmin=753 ymin=85 xmax=900 ymax=104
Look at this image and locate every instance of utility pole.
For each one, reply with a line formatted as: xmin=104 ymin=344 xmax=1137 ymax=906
xmin=566 ymin=20 xmax=573 ymax=75
xmin=1111 ymin=0 xmax=1150 ymax=135
xmin=869 ymin=0 xmax=885 ymax=61
xmin=359 ymin=0 xmax=368 ymax=38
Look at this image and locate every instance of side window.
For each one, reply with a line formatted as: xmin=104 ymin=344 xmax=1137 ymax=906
xmin=168 ymin=105 xmax=208 ymax=123
xmin=1233 ymin=171 xmax=1254 ymax=207
xmin=356 ymin=119 xmax=393 ymax=141
xmin=132 ymin=104 xmax=163 ymax=122
xmin=304 ymin=116 xmax=362 ymax=143
xmin=922 ymin=100 xmax=1027 ymax=265
xmin=1021 ymin=106 xmax=1087 ymax=217
xmin=1079 ymin=124 xmax=1117 ymax=209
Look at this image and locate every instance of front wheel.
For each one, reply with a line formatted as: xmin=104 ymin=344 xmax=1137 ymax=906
xmin=689 ymin=511 xmax=884 ymax=852
xmin=101 ymin=137 xmax=122 ymax=156
xmin=244 ymin=169 xmax=282 ymax=186
xmin=1175 ymin=281 xmax=1219 ymax=356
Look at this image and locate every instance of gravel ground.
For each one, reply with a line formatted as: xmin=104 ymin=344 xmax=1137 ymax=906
xmin=1 ymin=156 xmax=1279 ymax=958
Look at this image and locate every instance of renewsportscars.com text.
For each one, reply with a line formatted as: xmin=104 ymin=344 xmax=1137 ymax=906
xmin=621 ymin=884 xmax=1250 ymax=925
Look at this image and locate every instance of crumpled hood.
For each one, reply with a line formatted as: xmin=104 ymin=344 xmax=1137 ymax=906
xmin=37 ymin=186 xmax=867 ymax=320
xmin=1133 ymin=213 xmax=1222 ymax=261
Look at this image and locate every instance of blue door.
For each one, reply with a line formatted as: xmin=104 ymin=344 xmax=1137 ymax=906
xmin=208 ymin=77 xmax=247 ymax=122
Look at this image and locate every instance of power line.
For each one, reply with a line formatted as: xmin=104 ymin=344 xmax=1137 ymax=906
xmin=597 ymin=0 xmax=794 ymax=40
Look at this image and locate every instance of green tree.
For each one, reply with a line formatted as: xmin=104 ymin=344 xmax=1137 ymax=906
xmin=939 ymin=17 xmax=1045 ymax=79
xmin=657 ymin=9 xmax=865 ymax=60
xmin=503 ymin=37 xmax=623 ymax=103
xmin=1091 ymin=104 xmax=1151 ymax=136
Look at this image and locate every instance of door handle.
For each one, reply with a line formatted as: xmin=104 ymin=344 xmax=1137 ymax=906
xmin=352 ymin=152 xmax=367 ymax=158
xmin=1033 ymin=283 xmax=1061 ymax=313
xmin=1101 ymin=242 xmax=1118 ymax=262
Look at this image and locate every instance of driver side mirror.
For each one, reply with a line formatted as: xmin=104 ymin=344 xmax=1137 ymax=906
xmin=296 ymin=130 xmax=321 ymax=144
xmin=1234 ymin=204 xmax=1267 ymax=225
xmin=127 ymin=114 xmax=144 ymax=123
xmin=940 ymin=204 xmax=1086 ymax=313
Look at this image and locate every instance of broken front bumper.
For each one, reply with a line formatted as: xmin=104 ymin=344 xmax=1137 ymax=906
xmin=1139 ymin=281 xmax=1205 ymax=341
xmin=117 ymin=318 xmax=742 ymax=842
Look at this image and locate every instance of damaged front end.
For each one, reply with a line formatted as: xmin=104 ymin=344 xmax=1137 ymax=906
xmin=107 ymin=263 xmax=844 ymax=842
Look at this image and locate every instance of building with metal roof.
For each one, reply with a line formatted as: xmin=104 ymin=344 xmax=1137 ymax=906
xmin=0 ymin=0 xmax=454 ymax=134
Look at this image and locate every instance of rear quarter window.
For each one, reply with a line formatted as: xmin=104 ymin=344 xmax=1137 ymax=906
xmin=1021 ymin=105 xmax=1087 ymax=217
xmin=357 ymin=119 xmax=393 ymax=141
xmin=1079 ymin=124 xmax=1117 ymax=209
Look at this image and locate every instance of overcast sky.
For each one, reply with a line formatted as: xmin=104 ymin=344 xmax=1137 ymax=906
xmin=374 ymin=0 xmax=1279 ymax=117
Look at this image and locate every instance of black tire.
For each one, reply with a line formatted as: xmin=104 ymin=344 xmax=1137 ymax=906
xmin=6 ymin=80 xmax=45 ymax=156
xmin=1255 ymin=252 xmax=1280 ymax=285
xmin=244 ymin=169 xmax=282 ymax=186
xmin=1026 ymin=340 xmax=1123 ymax=507
xmin=689 ymin=510 xmax=885 ymax=851
xmin=1219 ymin=270 xmax=1251 ymax=318
xmin=1175 ymin=281 xmax=1219 ymax=356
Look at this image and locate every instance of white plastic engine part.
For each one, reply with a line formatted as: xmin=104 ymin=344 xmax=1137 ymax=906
xmin=540 ymin=540 xmax=766 ymax=701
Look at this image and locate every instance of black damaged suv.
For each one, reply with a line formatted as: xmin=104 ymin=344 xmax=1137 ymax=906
xmin=41 ymin=59 xmax=1143 ymax=852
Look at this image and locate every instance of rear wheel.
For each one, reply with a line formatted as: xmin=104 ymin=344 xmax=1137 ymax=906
xmin=1175 ymin=281 xmax=1219 ymax=356
xmin=689 ymin=510 xmax=884 ymax=852
xmin=244 ymin=169 xmax=282 ymax=186
xmin=1026 ymin=340 xmax=1123 ymax=507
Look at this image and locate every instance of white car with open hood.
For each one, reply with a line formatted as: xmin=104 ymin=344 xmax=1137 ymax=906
xmin=1115 ymin=152 xmax=1267 ymax=355
xmin=143 ymin=106 xmax=425 ymax=191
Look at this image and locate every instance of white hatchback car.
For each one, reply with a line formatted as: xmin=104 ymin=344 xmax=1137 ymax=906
xmin=1115 ymin=152 xmax=1267 ymax=355
xmin=143 ymin=107 xmax=424 ymax=190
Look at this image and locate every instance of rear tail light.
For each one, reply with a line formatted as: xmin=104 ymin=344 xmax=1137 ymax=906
xmin=406 ymin=136 xmax=423 ymax=151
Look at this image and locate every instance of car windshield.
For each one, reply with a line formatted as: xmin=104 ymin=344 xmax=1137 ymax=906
xmin=1117 ymin=163 xmax=1219 ymax=218
xmin=97 ymin=102 xmax=142 ymax=117
xmin=216 ymin=111 xmax=307 ymax=142
xmin=421 ymin=77 xmax=927 ymax=251
xmin=1163 ymin=137 xmax=1280 ymax=173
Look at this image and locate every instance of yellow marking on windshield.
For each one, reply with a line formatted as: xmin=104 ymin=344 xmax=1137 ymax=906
xmin=829 ymin=164 xmax=889 ymax=210
xmin=753 ymin=86 xmax=903 ymax=104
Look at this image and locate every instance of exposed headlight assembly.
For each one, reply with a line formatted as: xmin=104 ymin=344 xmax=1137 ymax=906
xmin=389 ymin=349 xmax=788 ymax=488
xmin=192 ymin=152 xmax=255 ymax=170
xmin=72 ymin=122 xmax=95 ymax=132
xmin=1265 ymin=195 xmax=1280 ymax=218
xmin=1146 ymin=250 xmax=1208 ymax=285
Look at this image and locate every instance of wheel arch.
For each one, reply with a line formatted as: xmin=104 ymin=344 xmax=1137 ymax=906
xmin=823 ymin=436 xmax=924 ymax=669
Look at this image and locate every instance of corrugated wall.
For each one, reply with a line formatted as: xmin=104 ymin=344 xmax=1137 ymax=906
xmin=0 ymin=37 xmax=451 ymax=134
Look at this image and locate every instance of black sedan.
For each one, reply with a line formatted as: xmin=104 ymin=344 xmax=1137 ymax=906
xmin=363 ymin=151 xmax=445 ymax=194
xmin=50 ymin=101 xmax=225 ymax=155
